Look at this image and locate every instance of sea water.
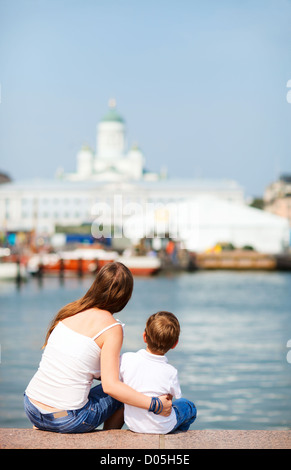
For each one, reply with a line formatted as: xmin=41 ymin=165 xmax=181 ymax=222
xmin=0 ymin=270 xmax=291 ymax=429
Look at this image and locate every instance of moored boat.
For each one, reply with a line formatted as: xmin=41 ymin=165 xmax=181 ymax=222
xmin=0 ymin=247 xmax=28 ymax=281
xmin=0 ymin=262 xmax=28 ymax=281
xmin=27 ymin=248 xmax=118 ymax=275
xmin=116 ymin=255 xmax=161 ymax=275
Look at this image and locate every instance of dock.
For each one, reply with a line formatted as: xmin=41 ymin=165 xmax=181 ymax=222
xmin=1 ymin=428 xmax=291 ymax=449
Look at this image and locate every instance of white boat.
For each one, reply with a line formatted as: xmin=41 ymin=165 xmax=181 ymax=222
xmin=0 ymin=262 xmax=28 ymax=281
xmin=117 ymin=256 xmax=161 ymax=275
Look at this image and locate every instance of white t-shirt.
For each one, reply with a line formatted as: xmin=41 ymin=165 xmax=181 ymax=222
xmin=119 ymin=349 xmax=182 ymax=434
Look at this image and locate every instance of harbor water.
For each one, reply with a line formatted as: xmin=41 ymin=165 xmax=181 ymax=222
xmin=0 ymin=270 xmax=291 ymax=430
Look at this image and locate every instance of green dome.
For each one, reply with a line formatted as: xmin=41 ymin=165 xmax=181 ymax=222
xmin=101 ymin=99 xmax=124 ymax=123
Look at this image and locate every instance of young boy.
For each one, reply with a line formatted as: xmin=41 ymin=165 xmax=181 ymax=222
xmin=119 ymin=311 xmax=197 ymax=434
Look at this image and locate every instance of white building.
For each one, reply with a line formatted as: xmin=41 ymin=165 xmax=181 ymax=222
xmin=0 ymin=178 xmax=244 ymax=236
xmin=63 ymin=99 xmax=158 ymax=182
xmin=1 ymin=99 xmax=288 ymax=253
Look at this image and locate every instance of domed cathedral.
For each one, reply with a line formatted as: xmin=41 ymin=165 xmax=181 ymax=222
xmin=66 ymin=99 xmax=158 ymax=182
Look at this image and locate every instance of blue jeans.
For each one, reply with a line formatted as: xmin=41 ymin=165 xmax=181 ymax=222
xmin=171 ymin=398 xmax=197 ymax=432
xmin=24 ymin=384 xmax=123 ymax=433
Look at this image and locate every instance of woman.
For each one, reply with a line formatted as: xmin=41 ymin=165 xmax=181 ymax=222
xmin=24 ymin=261 xmax=172 ymax=433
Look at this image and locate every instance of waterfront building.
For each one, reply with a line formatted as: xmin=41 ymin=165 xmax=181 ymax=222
xmin=0 ymin=100 xmax=289 ymax=253
xmin=0 ymin=177 xmax=244 ymax=237
xmin=0 ymin=171 xmax=12 ymax=184
xmin=63 ymin=98 xmax=159 ymax=183
xmin=264 ymin=174 xmax=291 ymax=227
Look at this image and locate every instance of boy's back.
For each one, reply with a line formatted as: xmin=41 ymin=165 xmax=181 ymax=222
xmin=120 ymin=349 xmax=182 ymax=434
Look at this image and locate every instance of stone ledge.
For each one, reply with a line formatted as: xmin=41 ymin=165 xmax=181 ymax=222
xmin=1 ymin=429 xmax=291 ymax=449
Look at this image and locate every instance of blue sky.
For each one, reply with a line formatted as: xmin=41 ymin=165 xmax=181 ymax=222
xmin=0 ymin=0 xmax=291 ymax=197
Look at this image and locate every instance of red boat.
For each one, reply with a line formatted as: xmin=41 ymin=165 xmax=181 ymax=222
xmin=27 ymin=249 xmax=161 ymax=276
xmin=27 ymin=248 xmax=118 ymax=275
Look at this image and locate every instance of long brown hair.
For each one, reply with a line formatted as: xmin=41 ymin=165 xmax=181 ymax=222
xmin=43 ymin=261 xmax=133 ymax=347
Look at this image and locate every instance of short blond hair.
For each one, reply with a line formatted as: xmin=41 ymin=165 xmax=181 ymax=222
xmin=145 ymin=311 xmax=180 ymax=355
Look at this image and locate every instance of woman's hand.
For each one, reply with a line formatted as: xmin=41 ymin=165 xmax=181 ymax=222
xmin=158 ymin=394 xmax=173 ymax=417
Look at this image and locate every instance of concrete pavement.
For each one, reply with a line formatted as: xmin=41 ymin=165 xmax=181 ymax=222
xmin=1 ymin=428 xmax=291 ymax=449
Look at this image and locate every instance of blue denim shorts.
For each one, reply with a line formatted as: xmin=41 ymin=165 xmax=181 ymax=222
xmin=171 ymin=398 xmax=197 ymax=432
xmin=24 ymin=384 xmax=123 ymax=433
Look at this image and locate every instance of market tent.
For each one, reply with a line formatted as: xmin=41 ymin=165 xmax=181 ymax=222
xmin=123 ymin=196 xmax=290 ymax=254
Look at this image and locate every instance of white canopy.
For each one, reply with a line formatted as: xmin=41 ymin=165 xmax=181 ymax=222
xmin=123 ymin=196 xmax=290 ymax=254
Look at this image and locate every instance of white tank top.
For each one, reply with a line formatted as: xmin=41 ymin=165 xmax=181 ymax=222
xmin=26 ymin=320 xmax=124 ymax=410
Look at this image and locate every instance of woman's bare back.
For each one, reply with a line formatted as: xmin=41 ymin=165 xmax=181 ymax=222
xmin=62 ymin=308 xmax=119 ymax=348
